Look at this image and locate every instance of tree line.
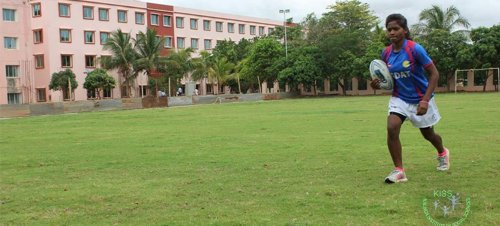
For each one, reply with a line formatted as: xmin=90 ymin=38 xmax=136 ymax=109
xmin=50 ymin=0 xmax=500 ymax=98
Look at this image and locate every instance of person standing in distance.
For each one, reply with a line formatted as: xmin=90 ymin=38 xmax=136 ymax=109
xmin=370 ymin=14 xmax=450 ymax=184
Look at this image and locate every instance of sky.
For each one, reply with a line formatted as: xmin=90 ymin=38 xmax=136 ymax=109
xmin=144 ymin=0 xmax=500 ymax=29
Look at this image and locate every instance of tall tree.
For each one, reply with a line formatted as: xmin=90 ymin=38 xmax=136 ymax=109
xmin=48 ymin=69 xmax=78 ymax=100
xmin=212 ymin=40 xmax=238 ymax=63
xmin=324 ymin=0 xmax=378 ymax=32
xmin=134 ymin=28 xmax=166 ymax=96
xmin=412 ymin=5 xmax=470 ymax=37
xmin=83 ymin=68 xmax=116 ymax=99
xmin=191 ymin=50 xmax=213 ymax=81
xmin=162 ymin=48 xmax=195 ymax=95
xmin=240 ymin=38 xmax=283 ymax=92
xmin=208 ymin=57 xmax=235 ymax=94
xmin=102 ymin=29 xmax=136 ymax=97
xmin=278 ymin=46 xmax=322 ymax=95
xmin=134 ymin=28 xmax=165 ymax=76
xmin=314 ymin=0 xmax=379 ymax=95
xmin=420 ymin=30 xmax=471 ymax=91
xmin=470 ymin=25 xmax=500 ymax=91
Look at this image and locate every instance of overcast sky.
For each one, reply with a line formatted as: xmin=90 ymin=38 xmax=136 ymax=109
xmin=144 ymin=0 xmax=500 ymax=29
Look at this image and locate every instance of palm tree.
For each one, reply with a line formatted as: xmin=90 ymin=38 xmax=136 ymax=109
xmin=208 ymin=57 xmax=234 ymax=94
xmin=191 ymin=51 xmax=213 ymax=94
xmin=231 ymin=60 xmax=244 ymax=94
xmin=102 ymin=29 xmax=137 ymax=97
xmin=134 ymin=28 xmax=166 ymax=96
xmin=412 ymin=5 xmax=471 ymax=37
xmin=163 ymin=48 xmax=195 ymax=95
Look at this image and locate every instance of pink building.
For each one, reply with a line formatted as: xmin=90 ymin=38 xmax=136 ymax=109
xmin=1 ymin=0 xmax=34 ymax=104
xmin=0 ymin=0 xmax=282 ymax=104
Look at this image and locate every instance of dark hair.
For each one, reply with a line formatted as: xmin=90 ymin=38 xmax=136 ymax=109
xmin=385 ymin=14 xmax=411 ymax=40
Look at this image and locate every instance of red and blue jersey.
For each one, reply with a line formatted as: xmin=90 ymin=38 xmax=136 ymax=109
xmin=381 ymin=39 xmax=434 ymax=104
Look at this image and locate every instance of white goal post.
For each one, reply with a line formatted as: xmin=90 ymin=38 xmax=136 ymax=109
xmin=454 ymin=68 xmax=500 ymax=93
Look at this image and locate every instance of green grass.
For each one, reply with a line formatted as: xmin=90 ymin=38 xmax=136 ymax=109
xmin=1 ymin=93 xmax=499 ymax=225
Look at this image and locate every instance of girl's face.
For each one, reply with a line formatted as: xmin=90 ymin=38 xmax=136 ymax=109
xmin=386 ymin=21 xmax=406 ymax=44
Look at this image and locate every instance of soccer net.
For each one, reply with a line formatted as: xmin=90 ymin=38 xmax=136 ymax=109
xmin=454 ymin=68 xmax=500 ymax=93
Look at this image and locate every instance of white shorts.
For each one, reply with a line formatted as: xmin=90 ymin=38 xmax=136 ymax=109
xmin=388 ymin=96 xmax=441 ymax=128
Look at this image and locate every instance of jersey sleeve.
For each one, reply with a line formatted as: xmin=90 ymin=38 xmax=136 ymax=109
xmin=414 ymin=43 xmax=433 ymax=68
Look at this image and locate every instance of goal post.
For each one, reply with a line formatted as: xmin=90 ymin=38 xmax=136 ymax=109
xmin=454 ymin=68 xmax=500 ymax=93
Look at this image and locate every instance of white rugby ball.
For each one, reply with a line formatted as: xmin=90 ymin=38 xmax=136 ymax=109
xmin=369 ymin=59 xmax=393 ymax=90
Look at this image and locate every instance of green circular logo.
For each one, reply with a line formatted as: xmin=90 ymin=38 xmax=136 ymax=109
xmin=422 ymin=190 xmax=471 ymax=225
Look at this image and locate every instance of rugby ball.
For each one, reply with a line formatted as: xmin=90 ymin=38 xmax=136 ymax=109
xmin=369 ymin=59 xmax=393 ymax=90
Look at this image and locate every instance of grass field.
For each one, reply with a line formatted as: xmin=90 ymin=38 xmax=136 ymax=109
xmin=1 ymin=93 xmax=499 ymax=225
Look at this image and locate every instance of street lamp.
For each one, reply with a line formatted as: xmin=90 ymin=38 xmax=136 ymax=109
xmin=279 ymin=9 xmax=290 ymax=60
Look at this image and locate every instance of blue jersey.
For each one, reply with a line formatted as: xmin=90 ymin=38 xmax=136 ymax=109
xmin=381 ymin=39 xmax=434 ymax=104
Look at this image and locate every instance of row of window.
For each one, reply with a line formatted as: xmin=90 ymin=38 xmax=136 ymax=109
xmin=171 ymin=17 xmax=274 ymax=35
xmin=4 ymin=6 xmax=275 ymax=37
xmin=30 ymin=3 xmax=147 ymax=25
xmin=6 ymin=90 xmax=47 ymax=103
xmin=6 ymin=87 xmax=114 ymax=104
xmin=16 ymin=28 xmax=225 ymax=50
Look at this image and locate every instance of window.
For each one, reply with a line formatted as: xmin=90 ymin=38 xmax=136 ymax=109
xmin=83 ymin=6 xmax=93 ymax=19
xmin=259 ymin=26 xmax=265 ymax=35
xmin=176 ymin=17 xmax=184 ymax=28
xmin=85 ymin=55 xmax=96 ymax=68
xmin=150 ymin=14 xmax=159 ymax=25
xmin=99 ymin=8 xmax=109 ymax=21
xmin=177 ymin=37 xmax=185 ymax=49
xmin=4 ymin=37 xmax=17 ymax=49
xmin=84 ymin=31 xmax=95 ymax=44
xmin=100 ymin=32 xmax=109 ymax=44
xmin=61 ymin=55 xmax=72 ymax=68
xmin=5 ymin=65 xmax=19 ymax=77
xmin=34 ymin=55 xmax=44 ymax=69
xmin=190 ymin=38 xmax=198 ymax=49
xmin=135 ymin=12 xmax=144 ymax=24
xmin=139 ymin=85 xmax=148 ymax=97
xmin=203 ymin=20 xmax=211 ymax=31
xmin=329 ymin=79 xmax=338 ymax=91
xmin=121 ymin=86 xmax=129 ymax=98
xmin=32 ymin=3 xmax=41 ymax=17
xmin=37 ymin=88 xmax=46 ymax=102
xmin=87 ymin=89 xmax=96 ymax=99
xmin=59 ymin=4 xmax=70 ymax=17
xmin=103 ymin=87 xmax=112 ymax=98
xmin=163 ymin=15 xmax=171 ymax=27
xmin=344 ymin=78 xmax=352 ymax=91
xmin=239 ymin=24 xmax=245 ymax=34
xmin=268 ymin=28 xmax=274 ymax=34
xmin=190 ymin=19 xmax=198 ymax=30
xmin=228 ymin=23 xmax=234 ymax=33
xmin=204 ymin=39 xmax=212 ymax=50
xmin=358 ymin=78 xmax=367 ymax=90
xmin=117 ymin=10 xmax=127 ymax=23
xmin=216 ymin=21 xmax=223 ymax=32
xmin=3 ymin=9 xmax=15 ymax=21
xmin=60 ymin=29 xmax=71 ymax=42
xmin=250 ymin=25 xmax=256 ymax=35
xmin=33 ymin=29 xmax=43 ymax=44
xmin=7 ymin=93 xmax=21 ymax=104
xmin=164 ymin=37 xmax=172 ymax=48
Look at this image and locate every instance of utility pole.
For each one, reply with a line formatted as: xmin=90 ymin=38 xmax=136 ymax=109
xmin=279 ymin=9 xmax=290 ymax=60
